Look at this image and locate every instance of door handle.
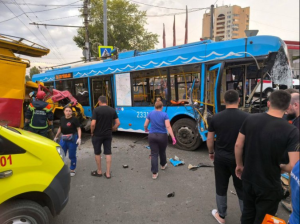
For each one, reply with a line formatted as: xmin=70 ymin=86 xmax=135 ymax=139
xmin=0 ymin=170 xmax=13 ymax=179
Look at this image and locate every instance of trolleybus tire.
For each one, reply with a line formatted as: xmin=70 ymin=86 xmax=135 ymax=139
xmin=0 ymin=200 xmax=49 ymax=224
xmin=172 ymin=118 xmax=202 ymax=151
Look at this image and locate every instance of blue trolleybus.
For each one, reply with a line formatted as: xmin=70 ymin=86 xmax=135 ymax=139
xmin=33 ymin=35 xmax=293 ymax=151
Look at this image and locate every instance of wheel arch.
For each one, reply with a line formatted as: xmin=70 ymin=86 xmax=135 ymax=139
xmin=2 ymin=192 xmax=55 ymax=216
xmin=170 ymin=113 xmax=195 ymax=126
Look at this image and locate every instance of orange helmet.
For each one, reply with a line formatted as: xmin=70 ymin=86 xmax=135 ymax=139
xmin=36 ymin=91 xmax=46 ymax=100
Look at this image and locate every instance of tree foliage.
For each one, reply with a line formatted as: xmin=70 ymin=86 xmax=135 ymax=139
xmin=73 ymin=0 xmax=159 ymax=57
xmin=25 ymin=75 xmax=31 ymax=82
xmin=29 ymin=66 xmax=40 ymax=79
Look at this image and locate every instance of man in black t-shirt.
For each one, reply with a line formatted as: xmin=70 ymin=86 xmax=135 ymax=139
xmin=286 ymin=93 xmax=300 ymax=130
xmin=90 ymin=96 xmax=120 ymax=179
xmin=235 ymin=90 xmax=299 ymax=224
xmin=207 ymin=90 xmax=249 ymax=224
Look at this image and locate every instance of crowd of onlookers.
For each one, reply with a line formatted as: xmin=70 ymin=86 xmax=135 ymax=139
xmin=25 ymin=87 xmax=299 ymax=224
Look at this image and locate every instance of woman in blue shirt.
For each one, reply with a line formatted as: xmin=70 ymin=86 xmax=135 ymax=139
xmin=144 ymin=99 xmax=176 ymax=179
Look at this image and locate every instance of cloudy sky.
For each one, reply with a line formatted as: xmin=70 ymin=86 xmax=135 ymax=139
xmin=0 ymin=0 xmax=299 ymax=73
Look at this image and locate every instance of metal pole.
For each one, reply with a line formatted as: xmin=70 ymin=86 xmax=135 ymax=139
xmin=84 ymin=0 xmax=91 ymax=61
xmin=210 ymin=4 xmax=214 ymax=40
xmin=103 ymin=0 xmax=108 ymax=46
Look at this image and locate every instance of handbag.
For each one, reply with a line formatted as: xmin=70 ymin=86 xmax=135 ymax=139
xmin=61 ymin=134 xmax=73 ymax=141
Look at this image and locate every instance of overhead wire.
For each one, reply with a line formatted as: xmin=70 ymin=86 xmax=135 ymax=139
xmin=12 ymin=0 xmax=66 ymax=63
xmin=21 ymin=0 xmax=67 ymax=63
xmin=129 ymin=0 xmax=202 ymax=11
xmin=146 ymin=8 xmax=207 ymax=17
xmin=0 ymin=0 xmax=81 ymax=23
xmin=1 ymin=1 xmax=82 ymax=7
xmin=38 ymin=15 xmax=81 ymax=22
xmin=1 ymin=2 xmax=48 ymax=47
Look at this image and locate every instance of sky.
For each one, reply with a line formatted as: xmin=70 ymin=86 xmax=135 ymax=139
xmin=0 ymin=0 xmax=299 ymax=74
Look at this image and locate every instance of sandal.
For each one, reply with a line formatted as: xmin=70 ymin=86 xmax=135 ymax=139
xmin=152 ymin=173 xmax=158 ymax=179
xmin=91 ymin=170 xmax=102 ymax=177
xmin=104 ymin=172 xmax=111 ymax=179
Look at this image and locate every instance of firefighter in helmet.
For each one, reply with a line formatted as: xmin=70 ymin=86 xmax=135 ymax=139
xmin=24 ymin=90 xmax=54 ymax=137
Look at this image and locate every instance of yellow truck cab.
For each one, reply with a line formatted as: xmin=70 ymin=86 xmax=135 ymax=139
xmin=0 ymin=125 xmax=70 ymax=224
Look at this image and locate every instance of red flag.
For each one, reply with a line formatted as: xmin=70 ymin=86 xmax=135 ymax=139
xmin=184 ymin=5 xmax=188 ymax=44
xmin=163 ymin=23 xmax=166 ymax=48
xmin=173 ymin=15 xmax=176 ymax=46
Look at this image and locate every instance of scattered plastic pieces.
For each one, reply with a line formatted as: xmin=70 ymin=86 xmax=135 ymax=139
xmin=123 ymin=165 xmax=129 ymax=168
xmin=145 ymin=146 xmax=151 ymax=150
xmin=281 ymin=173 xmax=289 ymax=180
xmin=169 ymin=155 xmax=185 ymax=167
xmin=188 ymin=163 xmax=214 ymax=171
xmin=167 ymin=192 xmax=175 ymax=198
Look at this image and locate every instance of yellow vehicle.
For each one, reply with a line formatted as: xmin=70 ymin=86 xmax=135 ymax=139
xmin=0 ymin=34 xmax=90 ymax=131
xmin=0 ymin=34 xmax=49 ymax=128
xmin=0 ymin=124 xmax=70 ymax=224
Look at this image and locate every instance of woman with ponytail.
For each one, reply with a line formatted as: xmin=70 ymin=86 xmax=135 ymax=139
xmin=144 ymin=98 xmax=176 ymax=179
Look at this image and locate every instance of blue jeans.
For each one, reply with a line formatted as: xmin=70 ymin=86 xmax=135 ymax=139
xmin=60 ymin=134 xmax=78 ymax=170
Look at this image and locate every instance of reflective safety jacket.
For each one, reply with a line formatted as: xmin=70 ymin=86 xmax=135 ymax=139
xmin=25 ymin=100 xmax=53 ymax=129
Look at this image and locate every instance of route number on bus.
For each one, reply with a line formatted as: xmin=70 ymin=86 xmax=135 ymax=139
xmin=137 ymin=112 xmax=148 ymax=119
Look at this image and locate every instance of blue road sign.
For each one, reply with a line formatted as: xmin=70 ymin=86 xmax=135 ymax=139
xmin=99 ymin=46 xmax=113 ymax=57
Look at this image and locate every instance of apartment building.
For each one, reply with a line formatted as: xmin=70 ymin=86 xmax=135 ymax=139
xmin=202 ymin=5 xmax=250 ymax=41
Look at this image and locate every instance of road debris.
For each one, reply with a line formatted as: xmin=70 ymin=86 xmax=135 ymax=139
xmin=123 ymin=165 xmax=129 ymax=168
xmin=169 ymin=155 xmax=185 ymax=167
xmin=167 ymin=192 xmax=175 ymax=198
xmin=188 ymin=163 xmax=214 ymax=171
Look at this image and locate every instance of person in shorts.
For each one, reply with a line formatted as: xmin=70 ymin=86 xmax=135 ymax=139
xmin=90 ymin=96 xmax=120 ymax=179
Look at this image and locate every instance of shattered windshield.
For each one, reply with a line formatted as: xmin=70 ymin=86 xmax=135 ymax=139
xmin=269 ymin=46 xmax=293 ymax=88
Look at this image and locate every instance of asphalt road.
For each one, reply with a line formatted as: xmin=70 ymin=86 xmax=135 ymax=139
xmin=51 ymin=132 xmax=290 ymax=224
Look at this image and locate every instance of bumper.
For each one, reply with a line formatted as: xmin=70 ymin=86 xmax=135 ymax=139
xmin=44 ymin=164 xmax=70 ymax=216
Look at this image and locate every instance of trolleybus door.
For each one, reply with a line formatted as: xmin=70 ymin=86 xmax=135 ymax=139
xmin=205 ymin=63 xmax=224 ymax=115
xmin=91 ymin=76 xmax=113 ymax=108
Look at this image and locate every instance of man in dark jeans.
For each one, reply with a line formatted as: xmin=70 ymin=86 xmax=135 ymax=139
xmin=90 ymin=96 xmax=120 ymax=179
xmin=207 ymin=90 xmax=249 ymax=224
xmin=235 ymin=90 xmax=299 ymax=224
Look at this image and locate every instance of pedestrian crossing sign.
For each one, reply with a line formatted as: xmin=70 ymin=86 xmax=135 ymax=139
xmin=99 ymin=46 xmax=113 ymax=58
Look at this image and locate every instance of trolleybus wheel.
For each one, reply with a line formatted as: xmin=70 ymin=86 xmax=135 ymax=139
xmin=172 ymin=118 xmax=202 ymax=151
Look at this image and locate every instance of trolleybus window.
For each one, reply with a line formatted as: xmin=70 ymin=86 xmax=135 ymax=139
xmin=74 ymin=78 xmax=89 ymax=106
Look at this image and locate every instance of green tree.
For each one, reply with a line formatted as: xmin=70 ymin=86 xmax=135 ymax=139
xmin=25 ymin=75 xmax=31 ymax=82
xmin=29 ymin=66 xmax=40 ymax=79
xmin=73 ymin=0 xmax=159 ymax=57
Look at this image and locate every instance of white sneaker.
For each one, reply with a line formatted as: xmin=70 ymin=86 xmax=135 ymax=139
xmin=152 ymin=173 xmax=158 ymax=179
xmin=212 ymin=209 xmax=225 ymax=224
xmin=161 ymin=163 xmax=168 ymax=170
xmin=70 ymin=171 xmax=76 ymax=177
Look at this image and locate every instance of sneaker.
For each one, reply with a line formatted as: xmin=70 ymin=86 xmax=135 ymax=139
xmin=152 ymin=173 xmax=158 ymax=179
xmin=70 ymin=171 xmax=76 ymax=177
xmin=212 ymin=209 xmax=225 ymax=224
xmin=161 ymin=163 xmax=168 ymax=170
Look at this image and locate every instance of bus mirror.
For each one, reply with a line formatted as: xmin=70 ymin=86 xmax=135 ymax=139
xmin=245 ymin=30 xmax=259 ymax=37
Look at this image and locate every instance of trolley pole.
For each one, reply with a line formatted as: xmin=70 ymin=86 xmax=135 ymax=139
xmin=83 ymin=0 xmax=91 ymax=61
xmin=210 ymin=4 xmax=214 ymax=40
xmin=103 ymin=0 xmax=108 ymax=46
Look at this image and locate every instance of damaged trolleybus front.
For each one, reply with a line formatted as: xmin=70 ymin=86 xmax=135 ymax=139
xmin=32 ymin=35 xmax=293 ymax=151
